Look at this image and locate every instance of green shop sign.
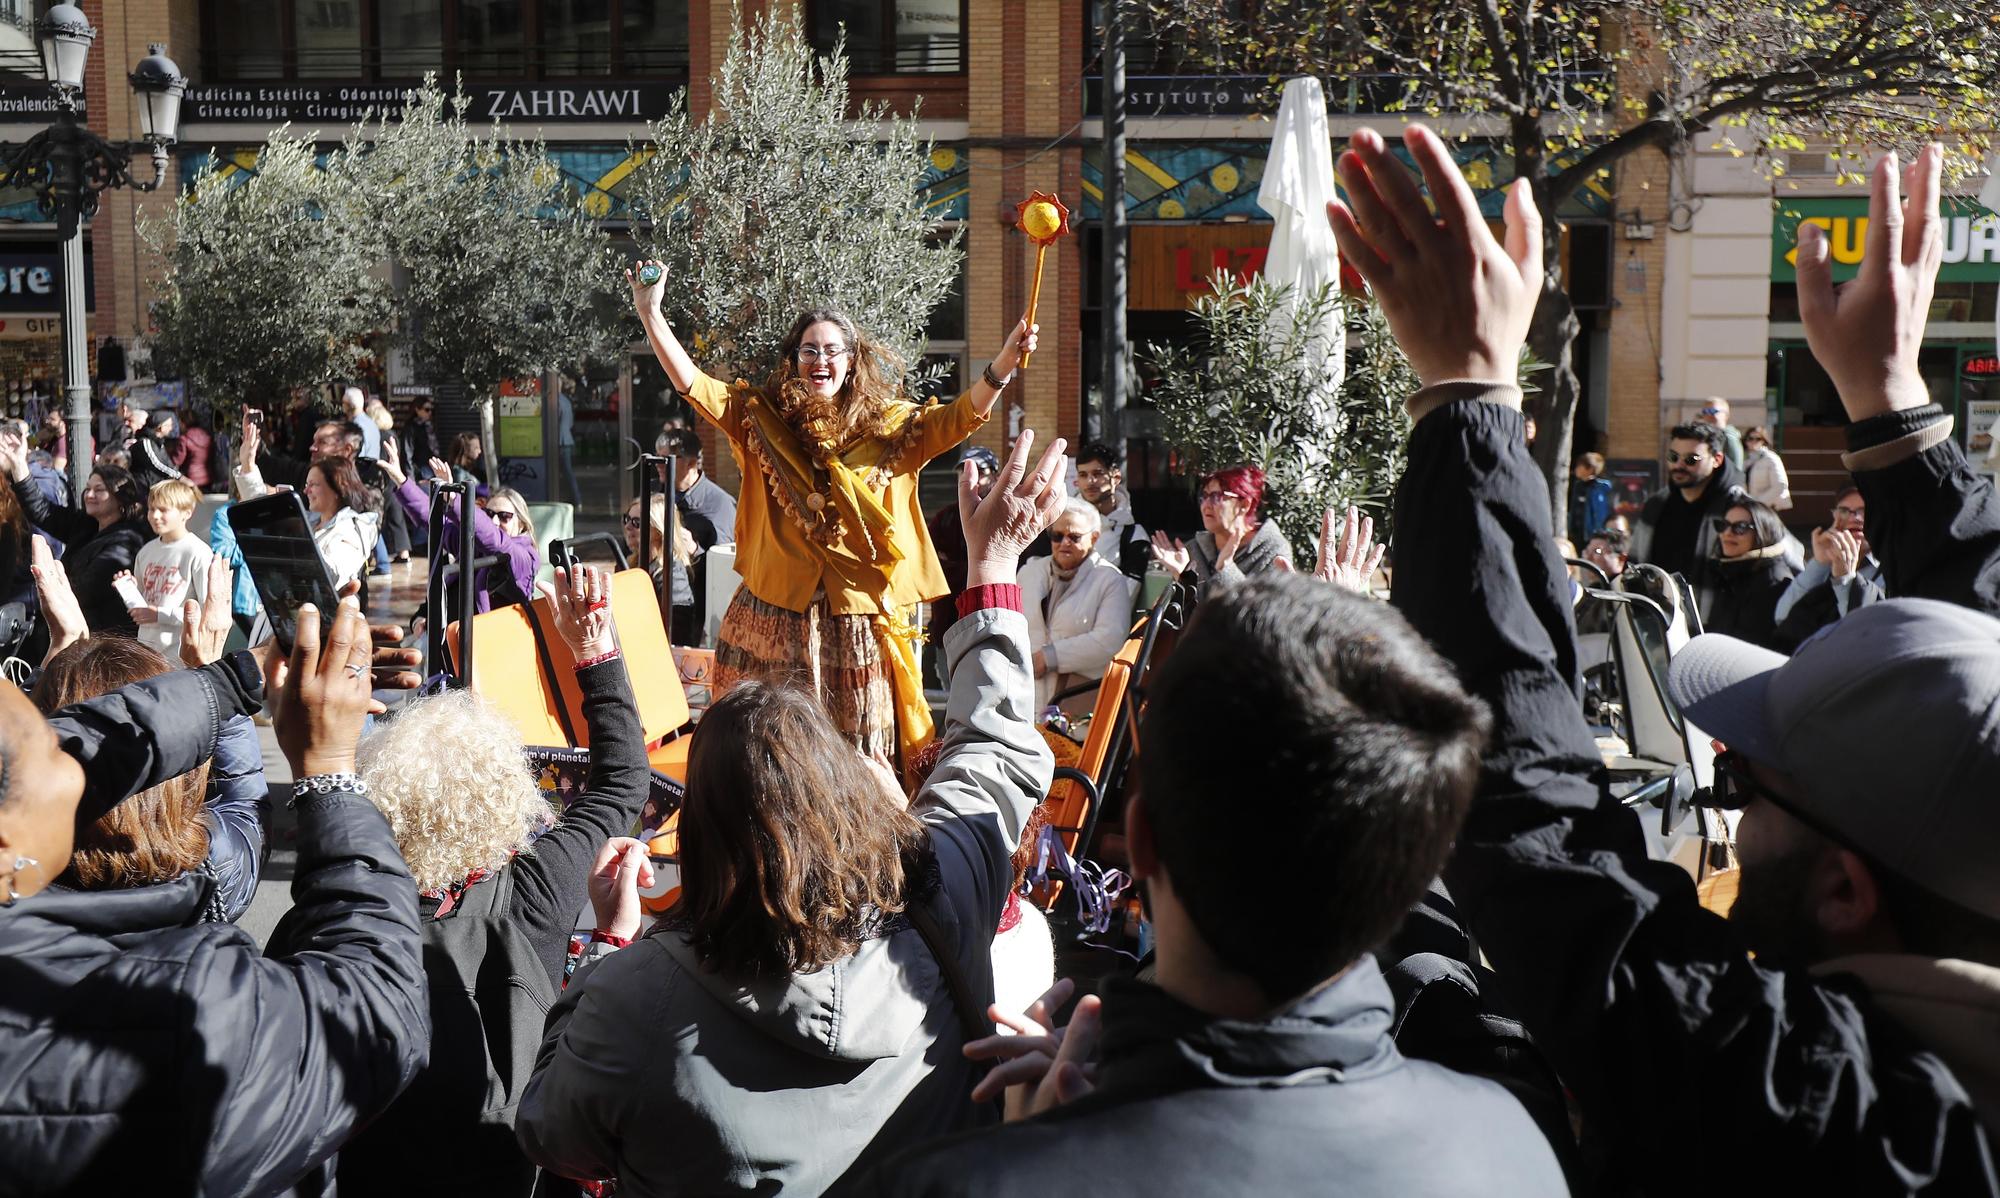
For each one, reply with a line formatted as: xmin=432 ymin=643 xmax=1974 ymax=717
xmin=1773 ymin=197 xmax=2000 ymax=282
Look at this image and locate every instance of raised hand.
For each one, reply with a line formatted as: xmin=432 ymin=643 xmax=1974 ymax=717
xmin=0 ymin=427 xmax=28 ymax=481
xmin=961 ymin=430 xmax=1067 ymax=588
xmin=271 ymin=596 xmax=374 ymax=778
xmin=1214 ymin=505 xmax=1252 ymax=570
xmin=588 ymin=836 xmax=655 ymax=943
xmin=1150 ymin=530 xmax=1190 ymax=577
xmin=30 ymin=537 xmax=86 ymax=663
xmin=1796 ymin=146 xmax=1943 ymax=419
xmin=180 ymin=556 xmax=238 ymax=668
xmin=1327 ymin=124 xmax=1542 ymax=391
xmin=990 ymin=315 xmax=1040 ymax=379
xmin=428 ymin=456 xmax=453 ymax=485
xmin=237 ymin=412 xmax=261 ymax=474
xmin=626 ymin=259 xmax=668 ymax=319
xmin=537 ymin=564 xmax=617 ymax=660
xmin=1315 ymin=505 xmax=1386 ymax=595
xmin=374 ymin=454 xmax=406 ymax=487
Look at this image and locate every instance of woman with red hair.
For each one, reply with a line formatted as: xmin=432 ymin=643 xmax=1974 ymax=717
xmin=1151 ymin=464 xmax=1295 ymax=595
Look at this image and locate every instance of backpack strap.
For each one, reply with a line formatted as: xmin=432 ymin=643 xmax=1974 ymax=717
xmin=904 ymin=898 xmax=989 ymax=1048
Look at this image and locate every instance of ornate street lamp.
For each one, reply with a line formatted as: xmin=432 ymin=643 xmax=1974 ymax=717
xmin=0 ymin=5 xmax=184 ymax=496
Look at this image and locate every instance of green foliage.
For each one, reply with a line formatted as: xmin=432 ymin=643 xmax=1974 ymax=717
xmin=347 ymin=79 xmax=624 ymax=403
xmin=1143 ymin=273 xmax=1415 ymax=557
xmin=630 ymin=7 xmax=960 ymax=386
xmin=1142 ymin=0 xmax=2000 ymax=201
xmin=143 ymin=131 xmax=391 ymax=421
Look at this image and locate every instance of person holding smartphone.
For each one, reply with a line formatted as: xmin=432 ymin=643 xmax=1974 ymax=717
xmin=233 ymin=419 xmax=380 ymax=592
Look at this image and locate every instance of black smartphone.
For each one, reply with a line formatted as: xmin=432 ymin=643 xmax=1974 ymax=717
xmin=245 ymin=408 xmax=265 ymax=426
xmin=232 ymin=490 xmax=341 ymax=655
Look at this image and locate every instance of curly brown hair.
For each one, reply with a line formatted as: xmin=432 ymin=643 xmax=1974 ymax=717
xmin=33 ymin=638 xmax=210 ymax=891
xmin=763 ymin=308 xmax=910 ymax=455
xmin=676 ymin=680 xmax=926 ymax=979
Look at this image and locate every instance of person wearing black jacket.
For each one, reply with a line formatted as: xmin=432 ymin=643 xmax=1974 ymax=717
xmin=1701 ymin=497 xmax=1796 ymax=651
xmin=1 ymin=431 xmax=148 ymax=638
xmin=1336 ymin=128 xmax=1998 ymax=1189
xmin=337 ymin=564 xmax=651 ymax=1195
xmin=0 ymin=600 xmax=432 ymax=1197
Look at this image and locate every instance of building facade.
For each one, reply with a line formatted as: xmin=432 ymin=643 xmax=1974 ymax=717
xmin=0 ymin=0 xmax=1698 ymax=525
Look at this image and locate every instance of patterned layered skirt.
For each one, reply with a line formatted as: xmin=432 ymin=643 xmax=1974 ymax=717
xmin=713 ymin=588 xmax=898 ymax=759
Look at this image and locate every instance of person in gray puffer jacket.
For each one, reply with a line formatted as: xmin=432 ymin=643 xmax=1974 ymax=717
xmin=517 ymin=430 xmax=1065 ymax=1196
xmin=1150 ymin=463 xmax=1296 ymax=599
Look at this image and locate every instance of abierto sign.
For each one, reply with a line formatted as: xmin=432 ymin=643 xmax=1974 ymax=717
xmin=1774 ymin=198 xmax=2000 ymax=282
xmin=183 ymin=82 xmax=681 ymax=126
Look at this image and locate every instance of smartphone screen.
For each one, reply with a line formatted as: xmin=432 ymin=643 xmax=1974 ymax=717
xmin=232 ymin=491 xmax=341 ymax=655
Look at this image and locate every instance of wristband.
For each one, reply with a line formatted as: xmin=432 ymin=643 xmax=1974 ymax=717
xmin=290 ymin=772 xmax=365 ymax=809
xmin=590 ymin=929 xmax=633 ymax=948
xmin=982 ymin=363 xmax=1015 ymax=390
xmin=575 ymin=647 xmax=621 ymax=670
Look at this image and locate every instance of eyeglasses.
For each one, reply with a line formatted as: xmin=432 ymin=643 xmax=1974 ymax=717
xmin=1050 ymin=531 xmax=1091 ymax=544
xmin=1698 ymin=406 xmax=1725 ymax=418
xmin=1198 ymin=490 xmax=1235 ymax=507
xmin=1664 ymin=450 xmax=1711 ymax=466
xmin=1832 ymin=505 xmax=1866 ymax=523
xmin=489 ymin=509 xmax=518 ymax=525
xmin=622 ymin=514 xmax=644 ymax=529
xmin=1702 ymin=748 xmax=1857 ymax=852
xmin=1711 ymin=519 xmax=1758 ymax=536
xmin=795 ymin=344 xmax=851 ymax=364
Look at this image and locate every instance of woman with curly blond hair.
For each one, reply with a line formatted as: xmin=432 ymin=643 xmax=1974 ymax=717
xmin=336 ymin=564 xmax=652 ymax=1197
xmin=629 ymin=261 xmax=1038 ymax=768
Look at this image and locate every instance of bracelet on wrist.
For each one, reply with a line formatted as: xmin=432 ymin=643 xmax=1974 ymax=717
xmin=982 ymin=363 xmax=1016 ymax=390
xmin=575 ymin=646 xmax=622 ymax=670
xmin=290 ymin=772 xmax=365 ymax=809
xmin=590 ymin=928 xmax=633 ymax=948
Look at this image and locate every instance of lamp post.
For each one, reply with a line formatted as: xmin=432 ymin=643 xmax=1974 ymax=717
xmin=0 ymin=5 xmax=183 ymax=498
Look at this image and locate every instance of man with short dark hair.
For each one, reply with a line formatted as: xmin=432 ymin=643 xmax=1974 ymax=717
xmin=1073 ymin=442 xmax=1149 ymax=578
xmin=1582 ymin=527 xmax=1629 ymax=581
xmin=1631 ymin=420 xmax=1739 ymax=587
xmin=656 ymin=424 xmax=735 ymax=549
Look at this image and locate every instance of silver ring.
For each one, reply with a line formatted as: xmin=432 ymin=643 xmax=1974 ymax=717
xmin=345 ymin=663 xmax=366 ymax=679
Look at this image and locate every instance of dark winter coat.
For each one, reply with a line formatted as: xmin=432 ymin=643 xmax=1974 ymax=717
xmin=13 ymin=475 xmax=148 ymax=638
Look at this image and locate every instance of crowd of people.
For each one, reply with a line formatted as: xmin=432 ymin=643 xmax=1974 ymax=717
xmin=0 ymin=117 xmax=1995 ymax=1198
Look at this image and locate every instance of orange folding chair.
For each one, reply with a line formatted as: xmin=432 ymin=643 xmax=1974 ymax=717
xmin=529 ymin=566 xmax=696 ymax=783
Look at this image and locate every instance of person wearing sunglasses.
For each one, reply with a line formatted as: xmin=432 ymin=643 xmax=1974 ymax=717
xmin=1630 ymin=420 xmax=1742 ymax=598
xmin=1020 ymin=496 xmax=1138 ymax=711
xmin=628 ymin=259 xmax=1038 ymax=767
xmin=1702 ymin=496 xmax=1797 ymax=650
xmin=377 ymin=454 xmax=540 ymax=614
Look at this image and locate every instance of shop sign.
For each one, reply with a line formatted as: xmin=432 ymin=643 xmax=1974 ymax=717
xmin=1773 ymin=198 xmax=2000 ymax=282
xmin=0 ymin=247 xmax=91 ymax=313
xmin=0 ymin=87 xmax=83 ymax=119
xmin=0 ymin=316 xmax=60 ymax=339
xmin=184 ymin=82 xmax=680 ymax=126
xmin=496 ymin=378 xmax=543 ymax=458
xmin=1967 ymin=356 xmax=2000 ymax=377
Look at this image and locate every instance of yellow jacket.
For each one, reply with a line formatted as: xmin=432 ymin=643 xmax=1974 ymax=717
xmin=686 ymin=370 xmax=988 ymax=617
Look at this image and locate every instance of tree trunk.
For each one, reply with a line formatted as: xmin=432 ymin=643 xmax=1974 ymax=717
xmin=477 ymin=394 xmax=499 ymax=488
xmin=1528 ymin=197 xmax=1582 ymax=541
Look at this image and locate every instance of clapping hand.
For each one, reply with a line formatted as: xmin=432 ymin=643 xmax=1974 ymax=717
xmin=1825 ymin=528 xmax=1863 ymax=579
xmin=1796 ymin=145 xmax=1943 ymax=419
xmin=179 ymin=556 xmax=238 ymax=668
xmin=963 ymin=976 xmax=1102 ymax=1121
xmin=537 ymin=564 xmax=618 ymax=660
xmin=1315 ymin=505 xmax=1386 ymax=595
xmin=1326 ymin=124 xmax=1542 ymax=392
xmin=961 ymin=430 xmax=1068 ymax=588
xmin=0 ymin=427 xmax=28 ymax=482
xmin=1149 ymin=530 xmax=1191 ymax=577
xmin=588 ymin=837 xmax=655 ymax=943
xmin=30 ymin=538 xmax=86 ymax=663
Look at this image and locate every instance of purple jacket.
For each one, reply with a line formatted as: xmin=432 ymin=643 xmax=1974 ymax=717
xmin=394 ymin=478 xmax=539 ymax=613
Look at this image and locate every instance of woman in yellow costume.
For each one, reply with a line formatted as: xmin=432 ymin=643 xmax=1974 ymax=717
xmin=628 ymin=260 xmax=1037 ymax=766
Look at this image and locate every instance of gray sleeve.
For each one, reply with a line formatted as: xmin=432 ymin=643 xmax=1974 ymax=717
xmin=914 ymin=606 xmax=1055 ymax=941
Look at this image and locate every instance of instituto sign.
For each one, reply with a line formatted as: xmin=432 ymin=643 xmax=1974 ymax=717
xmin=1773 ymin=198 xmax=2000 ymax=282
xmin=184 ymin=82 xmax=681 ymax=125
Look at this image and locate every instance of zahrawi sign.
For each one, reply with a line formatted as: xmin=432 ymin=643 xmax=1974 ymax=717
xmin=183 ymin=82 xmax=680 ymax=126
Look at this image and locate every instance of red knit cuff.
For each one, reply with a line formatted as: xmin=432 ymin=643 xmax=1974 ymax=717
xmin=958 ymin=584 xmax=1023 ymax=619
xmin=590 ymin=929 xmax=633 ymax=948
